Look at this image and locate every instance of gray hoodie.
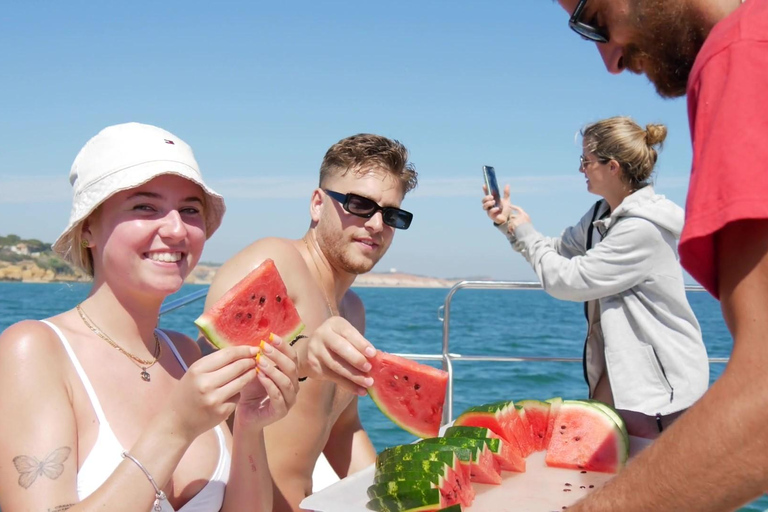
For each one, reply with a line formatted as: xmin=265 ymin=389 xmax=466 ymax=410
xmin=501 ymin=186 xmax=709 ymax=415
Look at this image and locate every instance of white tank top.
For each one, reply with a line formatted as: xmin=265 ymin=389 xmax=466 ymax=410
xmin=42 ymin=320 xmax=230 ymax=512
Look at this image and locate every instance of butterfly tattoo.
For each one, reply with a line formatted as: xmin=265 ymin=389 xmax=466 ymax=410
xmin=13 ymin=447 xmax=71 ymax=489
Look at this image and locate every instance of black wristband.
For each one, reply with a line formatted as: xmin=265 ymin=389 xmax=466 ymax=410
xmin=289 ymin=335 xmax=309 ymax=382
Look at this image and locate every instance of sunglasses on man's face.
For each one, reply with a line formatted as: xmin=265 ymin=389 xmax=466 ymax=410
xmin=323 ymin=189 xmax=413 ymax=230
xmin=569 ymin=0 xmax=610 ymax=43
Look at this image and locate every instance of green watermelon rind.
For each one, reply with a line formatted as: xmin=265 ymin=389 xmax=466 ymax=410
xmin=443 ymin=426 xmax=497 ymax=440
xmin=420 ymin=436 xmax=501 ymax=456
xmin=373 ymin=467 xmax=452 ymax=484
xmin=377 ymin=444 xmax=473 ymax=468
xmin=366 ymin=488 xmax=447 ymax=512
xmin=367 ymin=478 xmax=442 ymax=500
xmin=376 ymin=452 xmax=461 ymax=476
xmin=196 ymin=314 xmax=305 ymax=351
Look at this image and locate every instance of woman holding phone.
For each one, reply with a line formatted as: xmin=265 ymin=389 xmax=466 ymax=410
xmin=482 ymin=116 xmax=709 ymax=439
xmin=0 ymin=122 xmax=298 ymax=512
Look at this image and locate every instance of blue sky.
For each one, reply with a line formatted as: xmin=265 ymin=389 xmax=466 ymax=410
xmin=0 ymin=1 xmax=694 ymax=280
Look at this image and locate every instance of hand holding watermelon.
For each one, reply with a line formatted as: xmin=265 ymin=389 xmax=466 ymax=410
xmin=300 ymin=316 xmax=377 ymax=396
xmin=234 ymin=334 xmax=300 ymax=430
xmin=164 ymin=345 xmax=263 ymax=441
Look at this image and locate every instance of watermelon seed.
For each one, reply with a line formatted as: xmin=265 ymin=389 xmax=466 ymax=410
xmin=580 ymin=471 xmax=587 ymax=474
xmin=560 ymin=425 xmax=566 ymax=429
xmin=589 ymin=485 xmax=594 ymax=488
xmin=259 ymin=296 xmax=266 ymax=305
xmin=580 ymin=486 xmax=586 ymax=489
xmin=563 ymin=489 xmax=571 ymax=492
xmin=403 ymin=375 xmax=409 ymax=381
xmin=564 ymin=483 xmax=571 ymax=486
xmin=247 ymin=313 xmax=252 ymax=319
xmin=236 ymin=312 xmax=243 ymax=319
xmin=414 ymin=384 xmax=421 ymax=390
xmin=573 ymin=436 xmax=581 ymax=441
xmin=251 ymin=294 xmax=256 ymax=300
xmin=276 ymin=295 xmax=282 ymax=302
xmin=393 ymin=375 xmax=399 ymax=380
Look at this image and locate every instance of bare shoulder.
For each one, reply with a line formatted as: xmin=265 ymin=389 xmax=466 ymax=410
xmin=160 ymin=329 xmax=202 ymax=366
xmin=341 ymin=288 xmax=366 ymax=333
xmin=0 ymin=319 xmax=68 ymax=378
xmin=205 ymin=237 xmax=308 ymax=309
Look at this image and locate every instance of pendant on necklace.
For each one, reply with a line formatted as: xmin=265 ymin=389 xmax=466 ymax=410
xmin=141 ymin=370 xmax=151 ymax=382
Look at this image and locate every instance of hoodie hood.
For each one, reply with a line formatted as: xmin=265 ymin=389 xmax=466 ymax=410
xmin=594 ymin=185 xmax=684 ymax=237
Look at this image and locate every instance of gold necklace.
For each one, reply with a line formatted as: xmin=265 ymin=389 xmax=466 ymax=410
xmin=302 ymin=237 xmax=338 ymax=316
xmin=76 ymin=304 xmax=162 ymax=382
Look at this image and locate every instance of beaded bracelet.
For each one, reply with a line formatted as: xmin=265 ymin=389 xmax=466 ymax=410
xmin=289 ymin=335 xmax=309 ymax=382
xmin=122 ymin=451 xmax=167 ymax=511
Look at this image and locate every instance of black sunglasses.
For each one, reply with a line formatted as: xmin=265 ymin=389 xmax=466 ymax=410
xmin=569 ymin=0 xmax=609 ymax=43
xmin=323 ymin=189 xmax=413 ymax=230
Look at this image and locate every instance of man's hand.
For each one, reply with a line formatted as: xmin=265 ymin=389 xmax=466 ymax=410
xmin=301 ymin=316 xmax=376 ymax=396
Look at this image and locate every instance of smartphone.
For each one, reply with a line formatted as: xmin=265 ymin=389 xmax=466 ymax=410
xmin=482 ymin=165 xmax=501 ymax=209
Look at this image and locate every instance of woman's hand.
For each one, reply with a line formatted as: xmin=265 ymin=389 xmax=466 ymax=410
xmin=507 ymin=204 xmax=532 ymax=232
xmin=302 ymin=316 xmax=376 ymax=397
xmin=234 ymin=335 xmax=299 ymax=429
xmin=482 ymin=184 xmax=531 ymax=234
xmin=482 ymin=184 xmax=513 ymax=225
xmin=166 ymin=346 xmax=260 ymax=441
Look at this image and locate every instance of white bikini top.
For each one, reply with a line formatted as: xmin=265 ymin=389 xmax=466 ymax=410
xmin=42 ymin=321 xmax=230 ymax=512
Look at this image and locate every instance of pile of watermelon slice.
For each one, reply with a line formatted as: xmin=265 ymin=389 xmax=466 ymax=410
xmin=367 ymin=398 xmax=629 ymax=512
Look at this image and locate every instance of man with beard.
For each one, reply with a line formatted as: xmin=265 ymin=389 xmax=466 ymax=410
xmin=553 ymin=0 xmax=768 ymax=510
xmin=200 ymin=133 xmax=417 ymax=512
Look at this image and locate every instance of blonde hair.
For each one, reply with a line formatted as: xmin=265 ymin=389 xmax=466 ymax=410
xmin=582 ymin=116 xmax=667 ymax=189
xmin=69 ymin=225 xmax=94 ymax=277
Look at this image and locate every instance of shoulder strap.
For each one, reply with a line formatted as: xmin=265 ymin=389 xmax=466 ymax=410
xmin=40 ymin=320 xmax=111 ymax=426
xmin=585 ymin=200 xmax=604 ymax=251
xmin=155 ymin=329 xmax=189 ymax=371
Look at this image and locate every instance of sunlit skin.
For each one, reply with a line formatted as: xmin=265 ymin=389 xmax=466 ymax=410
xmin=313 ymin=168 xmax=404 ymax=281
xmin=84 ymin=174 xmax=207 ymax=305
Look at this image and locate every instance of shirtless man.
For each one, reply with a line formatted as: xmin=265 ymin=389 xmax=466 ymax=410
xmin=200 ymin=133 xmax=418 ymax=511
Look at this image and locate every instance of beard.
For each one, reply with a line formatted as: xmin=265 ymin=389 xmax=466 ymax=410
xmin=315 ymin=221 xmax=387 ymax=276
xmin=625 ymin=0 xmax=709 ymax=98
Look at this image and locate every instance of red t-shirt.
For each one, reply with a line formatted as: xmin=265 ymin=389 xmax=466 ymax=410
xmin=680 ymin=0 xmax=768 ymax=298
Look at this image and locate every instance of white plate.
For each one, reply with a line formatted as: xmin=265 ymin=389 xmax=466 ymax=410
xmin=300 ymin=436 xmax=651 ymax=512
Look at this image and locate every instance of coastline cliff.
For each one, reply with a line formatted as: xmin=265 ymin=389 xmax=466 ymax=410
xmin=0 ymin=234 xmax=466 ymax=288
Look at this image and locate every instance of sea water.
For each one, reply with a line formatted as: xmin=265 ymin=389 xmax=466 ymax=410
xmin=0 ymin=282 xmax=764 ymax=511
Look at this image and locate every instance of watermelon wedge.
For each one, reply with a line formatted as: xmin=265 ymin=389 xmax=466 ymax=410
xmin=516 ymin=399 xmax=551 ymax=451
xmin=368 ymin=351 xmax=449 ymax=439
xmin=419 ymin=438 xmax=501 ymax=485
xmin=195 ymin=259 xmax=304 ymax=349
xmin=543 ymin=397 xmax=563 ymax=448
xmin=374 ymin=459 xmax=474 ymax=507
xmin=443 ymin=426 xmax=525 ymax=473
xmin=545 ymin=400 xmax=629 ymax=473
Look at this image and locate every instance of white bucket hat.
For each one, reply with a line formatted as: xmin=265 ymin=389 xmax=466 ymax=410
xmin=53 ymin=122 xmax=226 ymax=261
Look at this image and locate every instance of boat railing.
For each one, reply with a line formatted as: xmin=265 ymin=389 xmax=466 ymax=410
xmin=160 ymin=280 xmax=728 ymax=424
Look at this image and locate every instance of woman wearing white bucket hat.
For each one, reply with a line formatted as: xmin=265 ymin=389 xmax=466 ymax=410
xmin=0 ymin=122 xmax=298 ymax=512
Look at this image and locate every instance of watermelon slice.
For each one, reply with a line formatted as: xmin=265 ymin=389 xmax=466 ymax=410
xmin=372 ymin=467 xmax=474 ymax=508
xmin=545 ymin=400 xmax=629 ymax=473
xmin=443 ymin=426 xmax=525 ymax=473
xmin=366 ymin=487 xmax=460 ymax=512
xmin=419 ymin=438 xmax=501 ymax=485
xmin=543 ymin=397 xmax=563 ymax=448
xmin=195 ymin=259 xmax=304 ymax=348
xmin=516 ymin=399 xmax=551 ymax=451
xmin=368 ymin=351 xmax=449 ymax=439
xmin=374 ymin=459 xmax=474 ymax=507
